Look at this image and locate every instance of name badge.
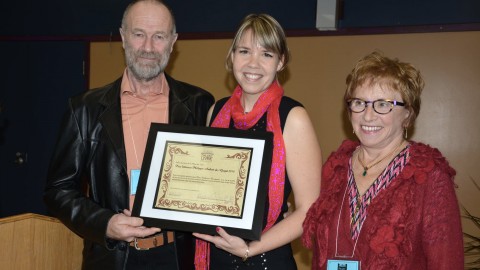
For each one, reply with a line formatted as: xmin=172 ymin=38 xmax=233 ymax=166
xmin=327 ymin=259 xmax=360 ymax=270
xmin=130 ymin=169 xmax=141 ymax=195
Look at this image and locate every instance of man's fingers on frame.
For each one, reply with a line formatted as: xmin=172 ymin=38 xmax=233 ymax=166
xmin=126 ymin=216 xmax=144 ymax=227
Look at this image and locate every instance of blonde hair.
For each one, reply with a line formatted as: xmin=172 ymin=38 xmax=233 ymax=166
xmin=226 ymin=14 xmax=290 ymax=72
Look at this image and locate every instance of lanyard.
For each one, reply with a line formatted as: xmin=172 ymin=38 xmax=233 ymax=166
xmin=123 ymin=94 xmax=169 ymax=169
xmin=124 ymin=103 xmax=141 ymax=168
xmin=334 ymin=174 xmax=365 ymax=258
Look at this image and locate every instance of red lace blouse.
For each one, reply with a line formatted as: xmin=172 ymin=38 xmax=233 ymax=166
xmin=303 ymin=140 xmax=464 ymax=270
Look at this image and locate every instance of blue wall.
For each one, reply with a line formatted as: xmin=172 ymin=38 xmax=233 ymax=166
xmin=1 ymin=0 xmax=479 ymax=36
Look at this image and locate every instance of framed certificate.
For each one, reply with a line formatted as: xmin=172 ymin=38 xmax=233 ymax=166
xmin=132 ymin=123 xmax=273 ymax=240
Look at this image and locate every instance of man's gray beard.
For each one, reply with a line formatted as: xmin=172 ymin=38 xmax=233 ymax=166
xmin=125 ymin=48 xmax=169 ymax=81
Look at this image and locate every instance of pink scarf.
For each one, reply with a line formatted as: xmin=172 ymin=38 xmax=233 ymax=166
xmin=194 ymin=81 xmax=286 ymax=269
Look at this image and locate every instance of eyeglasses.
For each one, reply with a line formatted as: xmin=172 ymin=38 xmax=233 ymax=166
xmin=346 ymin=98 xmax=405 ymax=114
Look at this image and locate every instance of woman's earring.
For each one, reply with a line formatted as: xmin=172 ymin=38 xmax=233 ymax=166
xmin=404 ymin=127 xmax=408 ymax=139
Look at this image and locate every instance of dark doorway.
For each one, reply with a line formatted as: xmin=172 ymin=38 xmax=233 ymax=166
xmin=0 ymin=41 xmax=87 ymax=218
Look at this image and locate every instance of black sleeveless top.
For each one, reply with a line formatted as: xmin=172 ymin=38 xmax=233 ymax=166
xmin=208 ymin=96 xmax=302 ymax=270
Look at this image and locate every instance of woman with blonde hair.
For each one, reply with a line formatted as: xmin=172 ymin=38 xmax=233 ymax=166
xmin=194 ymin=14 xmax=322 ymax=269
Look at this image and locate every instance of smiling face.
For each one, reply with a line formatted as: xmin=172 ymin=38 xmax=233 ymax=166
xmin=231 ymin=29 xmax=284 ymax=99
xmin=350 ymin=81 xmax=410 ymax=151
xmin=120 ymin=1 xmax=178 ymax=81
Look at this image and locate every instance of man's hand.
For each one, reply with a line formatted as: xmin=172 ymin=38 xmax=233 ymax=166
xmin=106 ymin=209 xmax=161 ymax=242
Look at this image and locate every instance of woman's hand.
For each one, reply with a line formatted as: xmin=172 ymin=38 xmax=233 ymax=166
xmin=193 ymin=227 xmax=249 ymax=258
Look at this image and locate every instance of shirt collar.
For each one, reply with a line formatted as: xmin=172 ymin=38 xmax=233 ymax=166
xmin=120 ymin=69 xmax=169 ymax=97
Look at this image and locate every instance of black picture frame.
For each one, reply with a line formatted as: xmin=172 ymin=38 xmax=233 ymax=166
xmin=132 ymin=123 xmax=273 ymax=240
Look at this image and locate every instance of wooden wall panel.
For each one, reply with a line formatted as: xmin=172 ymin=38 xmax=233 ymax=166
xmin=0 ymin=213 xmax=83 ymax=270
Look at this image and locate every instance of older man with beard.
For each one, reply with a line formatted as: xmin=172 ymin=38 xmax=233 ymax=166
xmin=43 ymin=1 xmax=214 ymax=269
